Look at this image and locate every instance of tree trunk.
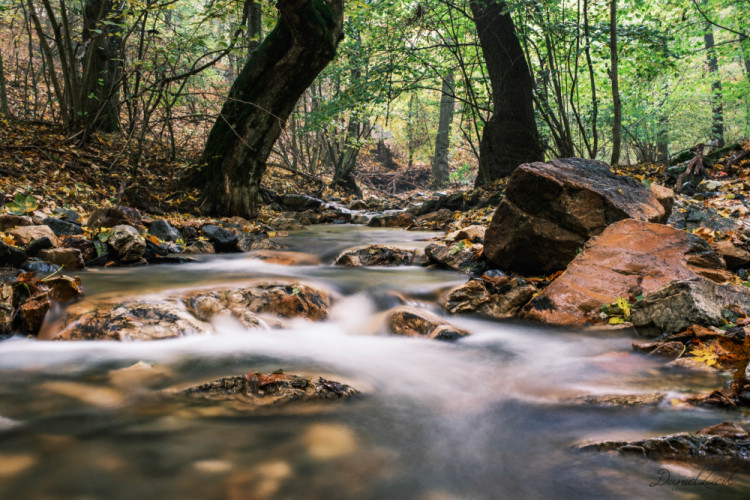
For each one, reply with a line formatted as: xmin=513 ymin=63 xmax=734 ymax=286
xmin=609 ymin=0 xmax=622 ymax=166
xmin=245 ymin=1 xmax=263 ymax=52
xmin=407 ymin=91 xmax=417 ymax=168
xmin=432 ymin=72 xmax=455 ymax=187
xmin=0 ymin=51 xmax=9 ymax=116
xmin=703 ymin=5 xmax=725 ymax=148
xmin=194 ymin=0 xmax=344 ymax=218
xmin=81 ymin=0 xmax=122 ymax=133
xmin=470 ymin=0 xmax=542 ymax=186
xmin=656 ymin=114 xmax=669 ymax=165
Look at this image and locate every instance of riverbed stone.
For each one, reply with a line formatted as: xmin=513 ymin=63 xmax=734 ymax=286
xmin=424 ymin=242 xmax=484 ymax=273
xmin=630 ymin=278 xmax=750 ymax=334
xmin=579 ymin=428 xmax=750 ymax=465
xmin=484 ymin=158 xmax=671 ymax=274
xmin=42 ymin=217 xmax=83 ymax=237
xmin=447 ymin=225 xmax=486 ymax=243
xmin=0 ymin=214 xmax=33 ymax=232
xmin=87 ymin=206 xmax=142 ymax=230
xmin=61 ymin=237 xmax=97 ymax=263
xmin=444 ymin=277 xmax=536 ymax=319
xmin=108 ymin=225 xmax=146 ymax=262
xmin=249 ymin=250 xmax=321 ymax=266
xmin=715 ymin=240 xmax=750 ymax=270
xmin=0 ymin=283 xmax=12 ymax=334
xmin=182 ymin=240 xmax=215 ymax=254
xmin=281 ymin=194 xmax=324 ymax=212
xmin=149 ymin=220 xmax=183 ymax=242
xmin=37 ymin=247 xmax=84 ymax=270
xmin=335 ymin=245 xmax=419 ymax=267
xmin=385 ymin=306 xmax=470 ymax=340
xmin=368 ymin=212 xmax=414 ymax=228
xmin=26 ymin=237 xmax=54 ymax=257
xmin=522 ymin=219 xmax=731 ymax=325
xmin=0 ymin=241 xmax=28 ymax=268
xmin=9 ymin=225 xmax=59 ymax=247
xmin=200 ymin=224 xmax=238 ymax=252
xmin=184 ymin=372 xmax=356 ymax=408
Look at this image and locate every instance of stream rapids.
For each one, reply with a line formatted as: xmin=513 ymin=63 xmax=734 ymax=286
xmin=0 ymin=225 xmax=748 ymax=499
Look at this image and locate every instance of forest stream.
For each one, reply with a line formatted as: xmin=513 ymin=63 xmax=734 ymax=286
xmin=0 ymin=225 xmax=748 ymax=500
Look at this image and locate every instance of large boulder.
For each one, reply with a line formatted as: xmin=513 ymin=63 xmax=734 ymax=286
xmin=522 ymin=219 xmax=731 ymax=325
xmin=9 ymin=225 xmax=59 ymax=247
xmin=0 ymin=214 xmax=33 ymax=232
xmin=484 ymin=158 xmax=672 ymax=274
xmin=280 ymin=194 xmax=323 ymax=212
xmin=37 ymin=248 xmax=84 ymax=270
xmin=368 ymin=212 xmax=414 ymax=228
xmin=42 ymin=217 xmax=83 ymax=237
xmin=200 ymin=224 xmax=239 ymax=252
xmin=424 ymin=242 xmax=484 ymax=273
xmin=148 ymin=220 xmax=183 ymax=242
xmin=87 ymin=206 xmax=142 ymax=230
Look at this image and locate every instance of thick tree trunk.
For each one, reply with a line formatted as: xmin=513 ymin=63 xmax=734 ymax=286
xmin=432 ymin=72 xmax=455 ymax=187
xmin=0 ymin=52 xmax=9 ymax=116
xmin=195 ymin=0 xmax=344 ymax=218
xmin=609 ymin=0 xmax=622 ymax=166
xmin=703 ymin=7 xmax=725 ymax=148
xmin=81 ymin=0 xmax=122 ymax=133
xmin=470 ymin=0 xmax=542 ymax=186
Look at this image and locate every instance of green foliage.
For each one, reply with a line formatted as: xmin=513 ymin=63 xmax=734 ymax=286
xmin=5 ymin=193 xmax=38 ymax=215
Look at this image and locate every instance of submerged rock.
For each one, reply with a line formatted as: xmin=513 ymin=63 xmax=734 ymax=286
xmin=444 ymin=277 xmax=536 ymax=319
xmin=484 ymin=158 xmax=672 ymax=274
xmin=567 ymin=393 xmax=665 ymax=407
xmin=385 ymin=306 xmax=470 ymax=340
xmin=184 ymin=372 xmax=356 ymax=408
xmin=335 ymin=245 xmax=419 ymax=267
xmin=522 ymin=219 xmax=731 ymax=325
xmin=248 ymin=250 xmax=321 ymax=266
xmin=580 ymin=424 xmax=750 ymax=466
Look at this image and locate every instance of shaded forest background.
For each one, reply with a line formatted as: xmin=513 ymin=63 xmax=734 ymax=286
xmin=0 ymin=0 xmax=748 ymax=199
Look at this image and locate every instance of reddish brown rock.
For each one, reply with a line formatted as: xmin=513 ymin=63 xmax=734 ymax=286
xmin=0 ymin=214 xmax=33 ymax=232
xmin=484 ymin=158 xmax=671 ymax=274
xmin=335 ymin=245 xmax=418 ymax=267
xmin=87 ymin=206 xmax=142 ymax=230
xmin=61 ymin=237 xmax=97 ymax=262
xmin=249 ymin=250 xmax=321 ymax=266
xmin=522 ymin=219 xmax=731 ymax=325
xmin=715 ymin=240 xmax=750 ymax=270
xmin=368 ymin=212 xmax=414 ymax=228
xmin=385 ymin=306 xmax=469 ymax=341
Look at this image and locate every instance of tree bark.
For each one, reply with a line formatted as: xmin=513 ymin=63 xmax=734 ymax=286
xmin=245 ymin=0 xmax=263 ymax=52
xmin=470 ymin=0 xmax=542 ymax=186
xmin=656 ymin=114 xmax=669 ymax=165
xmin=703 ymin=4 xmax=725 ymax=148
xmin=194 ymin=0 xmax=344 ymax=218
xmin=81 ymin=0 xmax=122 ymax=133
xmin=609 ymin=0 xmax=622 ymax=166
xmin=432 ymin=72 xmax=455 ymax=187
xmin=0 ymin=51 xmax=9 ymax=116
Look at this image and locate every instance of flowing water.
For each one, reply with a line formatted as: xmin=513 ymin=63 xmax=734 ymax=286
xmin=0 ymin=225 xmax=748 ymax=499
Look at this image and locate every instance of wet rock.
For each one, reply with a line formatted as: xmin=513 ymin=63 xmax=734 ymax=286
xmin=108 ymin=225 xmax=146 ymax=262
xmin=580 ymin=429 xmax=750 ymax=466
xmin=148 ymin=220 xmax=183 ymax=242
xmin=37 ymin=248 xmax=84 ymax=270
xmin=53 ymin=208 xmax=82 ymax=223
xmin=87 ymin=206 xmax=142 ymax=230
xmin=61 ymin=237 xmax=97 ymax=263
xmin=26 ymin=237 xmax=54 ymax=257
xmin=246 ymin=250 xmax=320 ymax=266
xmin=715 ymin=240 xmax=750 ymax=270
xmin=385 ymin=306 xmax=470 ymax=340
xmin=447 ymin=225 xmax=486 ymax=243
xmin=55 ymin=299 xmax=210 ymax=341
xmin=699 ymin=422 xmax=749 ymax=439
xmin=44 ymin=276 xmax=84 ymax=303
xmin=348 ymin=200 xmax=368 ymax=210
xmin=182 ymin=291 xmax=264 ymax=328
xmin=0 ymin=241 xmax=28 ymax=268
xmin=281 ymin=194 xmax=324 ymax=212
xmin=484 ymin=158 xmax=671 ymax=274
xmin=182 ymin=240 xmax=215 ymax=254
xmin=184 ymin=372 xmax=356 ymax=407
xmin=267 ymin=217 xmax=305 ymax=231
xmin=335 ymin=245 xmax=419 ymax=267
xmin=667 ymin=357 xmax=720 ymax=372
xmin=668 ymin=198 xmax=743 ymax=233
xmin=522 ymin=219 xmax=731 ymax=326
xmin=185 ymin=282 xmax=331 ymax=322
xmin=181 ymin=225 xmax=199 ymax=240
xmin=316 ymin=209 xmax=353 ymax=224
xmin=368 ymin=212 xmax=414 ymax=228
xmin=0 ymin=214 xmax=33 ymax=232
xmin=650 ymin=183 xmax=675 ymax=216
xmin=20 ymin=293 xmax=50 ymax=333
xmin=0 ymin=283 xmax=12 ymax=334
xmin=9 ymin=225 xmax=59 ymax=247
xmin=444 ymin=277 xmax=536 ymax=319
xmin=236 ymin=233 xmax=282 ymax=252
xmin=415 ymin=208 xmax=454 ymax=226
xmin=200 ymin=224 xmax=238 ymax=252
xmin=424 ymin=242 xmax=484 ymax=273
xmin=22 ymin=261 xmax=60 ymax=274
xmin=631 ymin=278 xmax=750 ymax=334
xmin=42 ymin=217 xmax=83 ymax=237
xmin=567 ymin=393 xmax=665 ymax=407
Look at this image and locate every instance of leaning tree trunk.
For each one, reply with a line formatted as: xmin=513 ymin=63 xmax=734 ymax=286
xmin=195 ymin=0 xmax=344 ymax=218
xmin=470 ymin=0 xmax=542 ymax=186
xmin=432 ymin=72 xmax=455 ymax=188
